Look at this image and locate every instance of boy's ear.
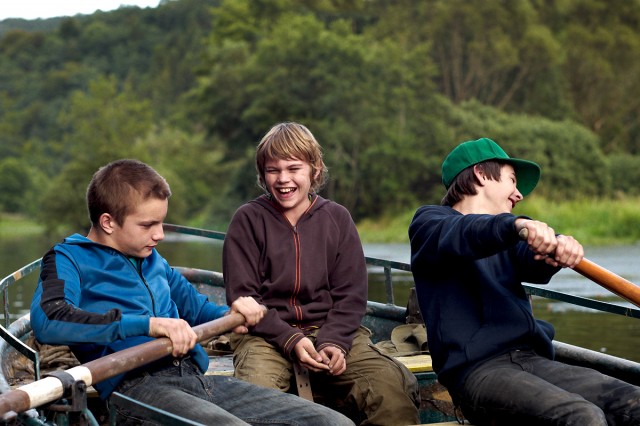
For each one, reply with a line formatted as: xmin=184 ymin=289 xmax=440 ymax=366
xmin=472 ymin=164 xmax=486 ymax=186
xmin=310 ymin=169 xmax=321 ymax=191
xmin=98 ymin=213 xmax=116 ymax=235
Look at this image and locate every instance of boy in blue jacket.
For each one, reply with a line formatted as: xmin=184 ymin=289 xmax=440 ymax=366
xmin=30 ymin=159 xmax=354 ymax=426
xmin=409 ymin=138 xmax=640 ymax=425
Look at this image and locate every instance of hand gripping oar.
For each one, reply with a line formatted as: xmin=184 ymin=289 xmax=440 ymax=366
xmin=0 ymin=312 xmax=245 ymax=419
xmin=519 ymin=228 xmax=640 ymax=309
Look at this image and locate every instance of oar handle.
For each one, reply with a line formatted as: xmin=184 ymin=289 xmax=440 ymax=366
xmin=0 ymin=312 xmax=246 ymax=418
xmin=518 ymin=228 xmax=640 ymax=308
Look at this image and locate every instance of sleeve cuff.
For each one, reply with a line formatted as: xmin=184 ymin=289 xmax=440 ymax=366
xmin=122 ymin=315 xmax=150 ymax=337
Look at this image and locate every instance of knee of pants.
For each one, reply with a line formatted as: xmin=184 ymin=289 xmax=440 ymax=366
xmin=363 ymin=345 xmax=420 ymax=407
xmin=232 ymin=335 xmax=293 ymax=391
xmin=462 ymin=398 xmax=607 ymax=426
xmin=568 ymin=401 xmax=607 ymax=425
xmin=334 ymin=363 xmax=419 ymax=425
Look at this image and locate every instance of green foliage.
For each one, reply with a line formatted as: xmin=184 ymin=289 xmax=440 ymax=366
xmin=443 ymin=101 xmax=610 ymax=200
xmin=357 ymin=209 xmax=419 ymax=244
xmin=608 ymin=154 xmax=640 ymax=196
xmin=0 ymin=158 xmax=33 ymax=213
xmin=0 ymin=214 xmax=44 ymax=238
xmin=133 ymin=126 xmax=241 ymax=227
xmin=1 ymin=0 xmax=640 ymax=234
xmin=37 ymin=75 xmax=153 ymax=233
xmin=57 ymin=76 xmax=152 ymax=163
xmin=0 ymin=18 xmax=64 ymax=36
xmin=359 ymin=197 xmax=640 ymax=246
xmin=192 ymin=4 xmax=446 ymax=219
xmin=38 ymin=161 xmax=96 ymax=235
xmin=513 ymin=196 xmax=640 ymax=246
xmin=560 ymin=0 xmax=640 ymax=153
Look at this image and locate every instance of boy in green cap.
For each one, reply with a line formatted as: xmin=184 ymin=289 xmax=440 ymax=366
xmin=409 ymin=138 xmax=640 ymax=425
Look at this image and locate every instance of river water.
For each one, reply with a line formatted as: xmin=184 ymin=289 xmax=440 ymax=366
xmin=2 ymin=233 xmax=640 ymax=362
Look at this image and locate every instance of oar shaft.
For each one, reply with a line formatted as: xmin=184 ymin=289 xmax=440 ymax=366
xmin=573 ymin=259 xmax=640 ymax=308
xmin=0 ymin=312 xmax=245 ymax=418
xmin=518 ymin=228 xmax=640 ymax=308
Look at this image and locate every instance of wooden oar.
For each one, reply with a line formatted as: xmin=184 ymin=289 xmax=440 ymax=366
xmin=0 ymin=312 xmax=245 ymax=419
xmin=519 ymin=228 xmax=640 ymax=308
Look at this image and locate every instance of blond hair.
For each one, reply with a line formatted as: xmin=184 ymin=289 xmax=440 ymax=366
xmin=255 ymin=122 xmax=328 ymax=193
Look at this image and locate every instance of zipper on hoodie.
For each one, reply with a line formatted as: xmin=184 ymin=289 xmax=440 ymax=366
xmin=123 ymin=253 xmax=157 ymax=316
xmin=271 ymin=194 xmax=317 ymax=325
xmin=290 ymin=226 xmax=303 ymax=322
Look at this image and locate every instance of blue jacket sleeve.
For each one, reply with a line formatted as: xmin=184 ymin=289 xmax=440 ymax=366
xmin=30 ymin=248 xmax=149 ymax=346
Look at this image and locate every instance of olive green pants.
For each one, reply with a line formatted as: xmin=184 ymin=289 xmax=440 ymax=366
xmin=230 ymin=326 xmax=420 ymax=426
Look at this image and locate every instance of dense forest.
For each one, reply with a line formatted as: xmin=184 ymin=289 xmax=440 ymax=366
xmin=1 ymin=0 xmax=639 ymax=234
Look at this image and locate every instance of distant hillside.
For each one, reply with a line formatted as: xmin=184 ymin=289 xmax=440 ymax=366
xmin=1 ymin=0 xmax=640 ymax=232
xmin=0 ymin=17 xmax=67 ymax=35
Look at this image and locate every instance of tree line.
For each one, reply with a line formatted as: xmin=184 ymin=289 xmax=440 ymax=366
xmin=1 ymin=0 xmax=639 ymax=234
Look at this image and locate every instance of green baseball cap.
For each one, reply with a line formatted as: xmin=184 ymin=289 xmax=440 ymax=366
xmin=442 ymin=138 xmax=541 ymax=196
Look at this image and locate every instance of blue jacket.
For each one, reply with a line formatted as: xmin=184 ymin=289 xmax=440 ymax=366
xmin=30 ymin=233 xmax=229 ymax=398
xmin=408 ymin=206 xmax=559 ymax=394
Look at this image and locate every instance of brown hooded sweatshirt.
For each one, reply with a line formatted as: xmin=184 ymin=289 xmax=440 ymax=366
xmin=223 ymin=194 xmax=368 ymax=357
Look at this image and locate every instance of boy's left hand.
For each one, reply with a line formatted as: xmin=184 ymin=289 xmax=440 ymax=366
xmin=294 ymin=338 xmax=330 ymax=372
xmin=516 ymin=219 xmax=584 ymax=268
xmin=319 ymin=346 xmax=346 ymax=376
xmin=550 ymin=235 xmax=584 ymax=268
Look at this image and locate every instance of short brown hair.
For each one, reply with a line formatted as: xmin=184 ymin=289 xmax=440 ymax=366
xmin=86 ymin=159 xmax=171 ymax=225
xmin=441 ymin=160 xmax=503 ymax=207
xmin=255 ymin=122 xmax=328 ymax=193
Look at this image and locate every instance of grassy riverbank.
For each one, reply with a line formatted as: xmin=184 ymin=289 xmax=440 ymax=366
xmin=356 ymin=197 xmax=640 ymax=246
xmin=0 ymin=214 xmax=45 ymax=238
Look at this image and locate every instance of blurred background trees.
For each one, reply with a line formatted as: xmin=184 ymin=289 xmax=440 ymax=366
xmin=0 ymin=0 xmax=638 ymax=233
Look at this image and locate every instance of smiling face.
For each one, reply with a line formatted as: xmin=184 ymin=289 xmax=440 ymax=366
xmin=263 ymin=157 xmax=316 ymax=225
xmin=481 ymin=164 xmax=523 ymax=214
xmin=109 ymin=197 xmax=168 ymax=258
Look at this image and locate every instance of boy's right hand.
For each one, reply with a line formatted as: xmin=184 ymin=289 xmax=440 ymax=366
xmin=294 ymin=338 xmax=330 ymax=372
xmin=149 ymin=317 xmax=197 ymax=357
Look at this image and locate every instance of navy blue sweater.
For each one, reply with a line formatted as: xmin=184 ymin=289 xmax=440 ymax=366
xmin=408 ymin=206 xmax=560 ymax=394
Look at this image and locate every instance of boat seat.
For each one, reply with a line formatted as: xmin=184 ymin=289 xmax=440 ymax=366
xmin=205 ymin=353 xmax=434 ymax=376
xmin=206 ymin=354 xmax=235 ymax=376
xmin=394 ymin=354 xmax=433 ymax=372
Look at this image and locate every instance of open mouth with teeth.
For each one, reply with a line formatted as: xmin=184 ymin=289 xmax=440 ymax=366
xmin=277 ymin=188 xmax=296 ymax=195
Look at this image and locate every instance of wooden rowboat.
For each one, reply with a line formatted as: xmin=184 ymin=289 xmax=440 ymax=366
xmin=1 ymin=224 xmax=640 ymax=425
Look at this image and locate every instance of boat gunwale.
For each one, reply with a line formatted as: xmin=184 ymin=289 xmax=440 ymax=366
xmin=1 ymin=223 xmax=639 ymax=356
